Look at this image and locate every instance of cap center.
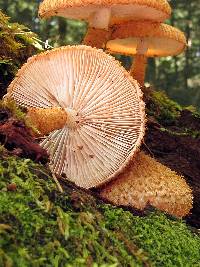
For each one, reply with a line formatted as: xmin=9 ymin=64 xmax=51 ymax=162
xmin=65 ymin=108 xmax=81 ymax=129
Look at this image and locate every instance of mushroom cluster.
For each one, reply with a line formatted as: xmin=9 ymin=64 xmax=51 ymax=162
xmin=39 ymin=0 xmax=186 ymax=87
xmin=39 ymin=0 xmax=171 ymax=48
xmin=5 ymin=0 xmax=193 ymax=218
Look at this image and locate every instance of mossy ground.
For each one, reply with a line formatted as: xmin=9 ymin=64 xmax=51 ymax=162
xmin=144 ymin=88 xmax=200 ymax=228
xmin=0 ymin=156 xmax=200 ymax=267
xmin=145 ymin=88 xmax=182 ymax=125
xmin=145 ymin=88 xmax=200 ymax=137
xmin=0 ymin=99 xmax=39 ymax=134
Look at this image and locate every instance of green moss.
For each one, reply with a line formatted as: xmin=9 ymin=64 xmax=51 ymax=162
xmin=145 ymin=89 xmax=200 ymax=139
xmin=0 ymin=99 xmax=40 ymax=134
xmin=160 ymin=127 xmax=200 ymax=138
xmin=146 ymin=89 xmax=182 ymax=124
xmin=0 ymin=58 xmax=18 ymax=78
xmin=0 ymin=11 xmax=42 ymax=58
xmin=0 ymin=10 xmax=42 ymax=98
xmin=184 ymin=106 xmax=200 ymax=119
xmin=102 ymin=206 xmax=200 ymax=267
xmin=0 ymin=99 xmax=26 ymax=120
xmin=0 ymin=156 xmax=200 ymax=267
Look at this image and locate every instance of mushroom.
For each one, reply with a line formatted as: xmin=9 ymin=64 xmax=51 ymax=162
xmin=6 ymin=45 xmax=146 ymax=189
xmin=38 ymin=0 xmax=171 ymax=48
xmin=100 ymin=151 xmax=193 ymax=218
xmin=107 ymin=21 xmax=187 ymax=86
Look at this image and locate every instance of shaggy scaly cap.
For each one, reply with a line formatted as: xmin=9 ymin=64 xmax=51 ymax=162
xmin=39 ymin=0 xmax=171 ymax=24
xmin=6 ymin=45 xmax=145 ymax=189
xmin=100 ymin=151 xmax=193 ymax=217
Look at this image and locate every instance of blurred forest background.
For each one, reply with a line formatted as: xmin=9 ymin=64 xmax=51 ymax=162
xmin=0 ymin=0 xmax=199 ymax=109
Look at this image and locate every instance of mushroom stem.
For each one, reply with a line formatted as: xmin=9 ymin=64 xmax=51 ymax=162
xmin=130 ymin=54 xmax=148 ymax=87
xmin=130 ymin=38 xmax=149 ymax=87
xmin=89 ymin=8 xmax=111 ymax=30
xmin=83 ymin=8 xmax=112 ymax=48
xmin=83 ymin=27 xmax=111 ymax=48
xmin=26 ymin=107 xmax=70 ymax=136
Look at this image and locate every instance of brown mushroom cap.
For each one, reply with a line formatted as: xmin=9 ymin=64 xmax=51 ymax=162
xmin=100 ymin=151 xmax=193 ymax=218
xmin=6 ymin=45 xmax=145 ymax=189
xmin=39 ymin=0 xmax=171 ymax=26
xmin=107 ymin=22 xmax=187 ymax=57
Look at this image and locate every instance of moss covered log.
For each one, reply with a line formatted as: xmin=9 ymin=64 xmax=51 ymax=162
xmin=143 ymin=87 xmax=200 ymax=228
xmin=0 ymin=156 xmax=200 ymax=267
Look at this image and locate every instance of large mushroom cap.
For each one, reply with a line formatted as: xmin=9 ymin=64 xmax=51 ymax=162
xmin=100 ymin=152 xmax=193 ymax=218
xmin=39 ymin=0 xmax=171 ymax=25
xmin=6 ymin=45 xmax=145 ymax=189
xmin=107 ymin=22 xmax=187 ymax=57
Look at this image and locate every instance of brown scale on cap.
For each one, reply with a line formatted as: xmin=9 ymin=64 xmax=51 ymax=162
xmin=39 ymin=0 xmax=171 ymax=48
xmin=5 ymin=45 xmax=146 ymax=189
xmin=100 ymin=151 xmax=193 ymax=218
xmin=107 ymin=21 xmax=187 ymax=86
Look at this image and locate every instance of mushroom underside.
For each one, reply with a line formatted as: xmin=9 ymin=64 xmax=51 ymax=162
xmin=107 ymin=37 xmax=185 ymax=57
xmin=6 ymin=45 xmax=145 ymax=189
xmin=40 ymin=4 xmax=170 ymax=24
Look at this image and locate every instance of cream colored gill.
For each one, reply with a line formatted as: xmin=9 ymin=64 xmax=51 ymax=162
xmin=39 ymin=0 xmax=171 ymax=29
xmin=6 ymin=46 xmax=146 ymax=189
xmin=56 ymin=5 xmax=168 ymax=26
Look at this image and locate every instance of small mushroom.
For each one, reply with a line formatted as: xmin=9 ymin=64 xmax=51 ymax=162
xmin=107 ymin=22 xmax=187 ymax=86
xmin=39 ymin=0 xmax=171 ymax=48
xmin=6 ymin=45 xmax=145 ymax=189
xmin=100 ymin=151 xmax=193 ymax=218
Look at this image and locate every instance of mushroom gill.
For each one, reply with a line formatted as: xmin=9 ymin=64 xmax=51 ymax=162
xmin=5 ymin=45 xmax=146 ymax=189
